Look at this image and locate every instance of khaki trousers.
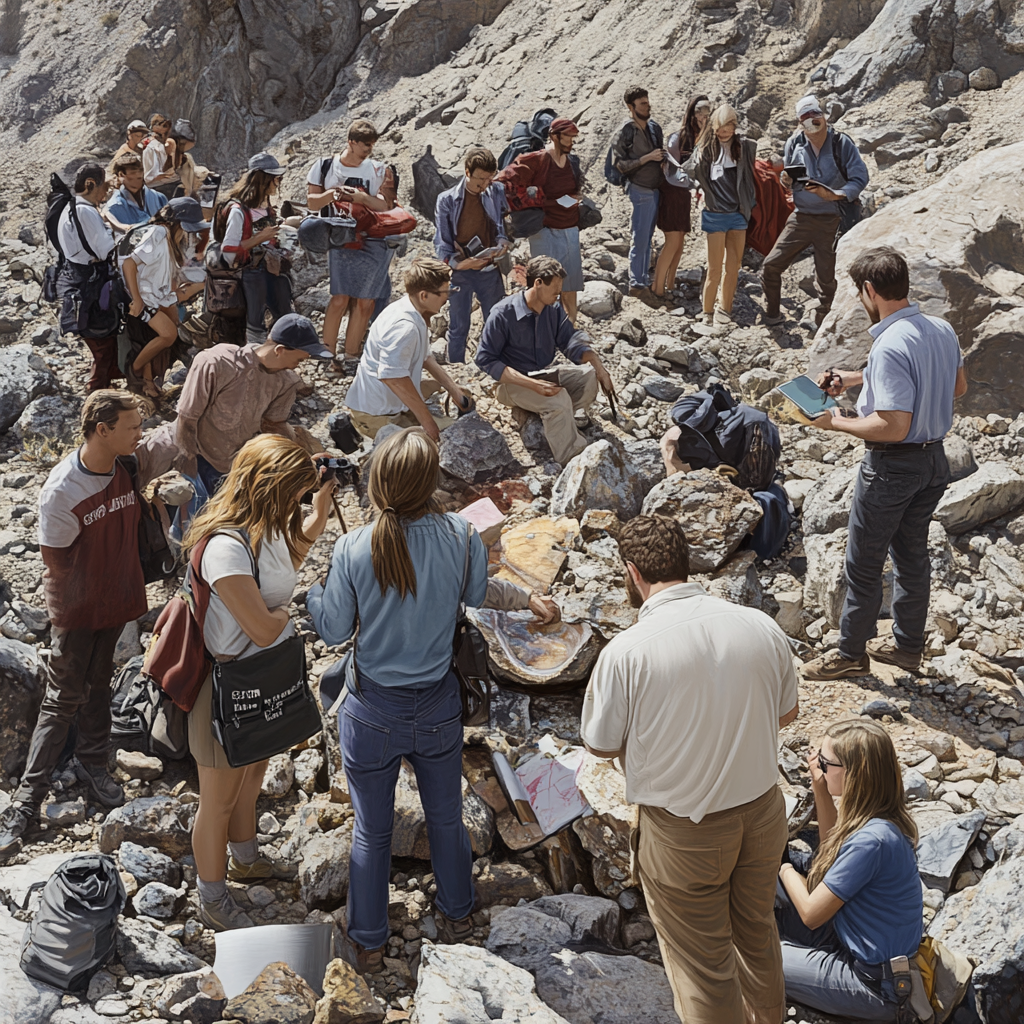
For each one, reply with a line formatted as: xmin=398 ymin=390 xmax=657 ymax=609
xmin=494 ymin=365 xmax=598 ymax=465
xmin=760 ymin=211 xmax=841 ymax=318
xmin=348 ymin=380 xmax=455 ymax=439
xmin=637 ymin=785 xmax=788 ymax=1024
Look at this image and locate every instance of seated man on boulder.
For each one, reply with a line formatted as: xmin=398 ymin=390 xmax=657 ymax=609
xmin=345 ymin=257 xmax=473 ymax=442
xmin=475 ymin=255 xmax=613 ymax=466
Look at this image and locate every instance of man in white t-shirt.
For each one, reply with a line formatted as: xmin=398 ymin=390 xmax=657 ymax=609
xmin=345 ymin=258 xmax=472 ymax=442
xmin=580 ymin=514 xmax=799 ymax=1024
xmin=306 ymin=118 xmax=397 ymax=375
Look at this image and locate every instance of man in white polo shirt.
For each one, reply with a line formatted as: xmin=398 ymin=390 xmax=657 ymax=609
xmin=344 ymin=257 xmax=473 ymax=442
xmin=581 ymin=514 xmax=799 ymax=1024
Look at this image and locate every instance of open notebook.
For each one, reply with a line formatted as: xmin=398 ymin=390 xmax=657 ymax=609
xmin=492 ymin=747 xmax=591 ymax=836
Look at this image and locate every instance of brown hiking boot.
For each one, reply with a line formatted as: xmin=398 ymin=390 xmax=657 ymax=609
xmin=629 ymin=286 xmax=662 ymax=309
xmin=340 ymin=921 xmax=385 ymax=974
xmin=866 ymin=636 xmax=922 ymax=670
xmin=801 ymin=650 xmax=871 ymax=680
xmin=435 ymin=909 xmax=474 ymax=945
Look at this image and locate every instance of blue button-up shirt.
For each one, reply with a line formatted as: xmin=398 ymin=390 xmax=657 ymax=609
xmin=104 ymin=185 xmax=167 ymax=228
xmin=475 ymin=291 xmax=592 ymax=381
xmin=858 ymin=303 xmax=963 ymax=444
xmin=783 ymin=128 xmax=869 ymax=215
xmin=433 ymin=176 xmax=508 ymax=267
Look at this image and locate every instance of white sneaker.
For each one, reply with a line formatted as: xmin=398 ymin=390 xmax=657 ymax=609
xmin=713 ymin=308 xmax=733 ymax=325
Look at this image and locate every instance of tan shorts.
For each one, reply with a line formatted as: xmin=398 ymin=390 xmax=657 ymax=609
xmin=187 ymin=671 xmax=232 ymax=769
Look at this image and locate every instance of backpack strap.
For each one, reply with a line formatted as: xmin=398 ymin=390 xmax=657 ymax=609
xmin=319 ymin=157 xmax=333 ymax=188
xmin=830 ymin=130 xmax=849 ymax=183
xmin=67 ymin=198 xmax=99 ymax=261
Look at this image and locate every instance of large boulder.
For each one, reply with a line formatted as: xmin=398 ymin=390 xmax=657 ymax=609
xmin=803 ymin=529 xmax=849 ymax=628
xmin=801 ymin=465 xmax=858 ymax=536
xmin=0 ymin=344 xmax=58 ymax=434
xmin=550 ymin=440 xmax=648 ymax=521
xmin=99 ymin=797 xmax=197 ymax=860
xmin=572 ymin=755 xmax=636 ymax=898
xmin=116 ymin=916 xmax=205 ymax=975
xmin=413 ymin=942 xmax=570 ymax=1024
xmin=223 ymin=961 xmax=319 ymax=1024
xmin=298 ymin=822 xmax=354 ymax=911
xmin=933 ymin=463 xmax=1024 ymax=534
xmin=0 ymin=637 xmax=45 ymax=778
xmin=929 ymin=853 xmax=1024 ymax=1024
xmin=14 ymin=394 xmax=78 ymax=442
xmin=438 ymin=412 xmax=521 ymax=487
xmin=641 ymin=470 xmax=763 ymax=573
xmin=807 ymin=142 xmax=1024 ymax=420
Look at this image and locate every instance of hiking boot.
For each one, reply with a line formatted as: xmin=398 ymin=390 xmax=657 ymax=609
xmin=629 ymin=286 xmax=661 ymax=309
xmin=227 ymin=855 xmax=297 ymax=882
xmin=0 ymin=802 xmax=38 ymax=863
xmin=713 ymin=307 xmax=733 ymax=325
xmin=339 ymin=921 xmax=385 ymax=974
xmin=760 ymin=311 xmax=785 ymax=327
xmin=814 ymin=306 xmax=831 ymax=328
xmin=74 ymin=761 xmax=125 ymax=808
xmin=801 ymin=650 xmax=871 ymax=681
xmin=435 ymin=909 xmax=474 ymax=945
xmin=698 ymin=311 xmax=714 ymax=325
xmin=198 ymin=892 xmax=254 ymax=932
xmin=866 ymin=636 xmax=922 ymax=670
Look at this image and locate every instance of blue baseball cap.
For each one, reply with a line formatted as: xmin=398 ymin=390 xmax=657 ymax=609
xmin=270 ymin=314 xmax=333 ymax=360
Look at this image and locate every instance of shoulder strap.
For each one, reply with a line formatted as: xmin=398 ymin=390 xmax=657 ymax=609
xmin=831 ymin=131 xmax=848 ymax=182
xmin=459 ymin=524 xmax=472 ymax=604
xmin=319 ymin=157 xmax=332 ymax=188
xmin=68 ymin=198 xmax=99 ymax=260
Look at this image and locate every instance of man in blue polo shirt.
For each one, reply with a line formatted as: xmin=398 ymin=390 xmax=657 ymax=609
xmin=476 ymin=255 xmax=614 ymax=465
xmin=803 ymin=246 xmax=967 ymax=679
xmin=104 ymin=152 xmax=167 ymax=235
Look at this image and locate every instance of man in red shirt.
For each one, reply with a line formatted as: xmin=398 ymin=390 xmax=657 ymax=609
xmin=0 ymin=391 xmax=147 ymax=861
xmin=497 ymin=118 xmax=585 ymax=323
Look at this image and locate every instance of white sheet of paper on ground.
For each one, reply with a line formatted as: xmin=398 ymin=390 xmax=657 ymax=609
xmin=556 ymin=195 xmax=579 ymax=208
xmin=784 ymin=793 xmax=799 ymax=820
xmin=213 ymin=923 xmax=333 ymax=999
xmin=514 ymin=747 xmax=591 ymax=836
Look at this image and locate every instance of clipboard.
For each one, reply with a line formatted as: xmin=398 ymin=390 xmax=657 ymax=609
xmin=772 ymin=374 xmax=837 ymax=425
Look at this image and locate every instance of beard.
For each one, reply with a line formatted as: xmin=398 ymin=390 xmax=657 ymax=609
xmin=860 ymin=293 xmax=881 ymax=324
xmin=624 ymin=573 xmax=644 ymax=609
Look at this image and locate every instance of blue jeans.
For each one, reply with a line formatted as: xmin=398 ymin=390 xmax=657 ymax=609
xmin=447 ymin=268 xmax=506 ymax=363
xmin=839 ymin=446 xmax=950 ymax=660
xmin=339 ymin=670 xmax=473 ymax=949
xmin=241 ymin=264 xmax=292 ymax=334
xmin=627 ymin=184 xmax=660 ymax=288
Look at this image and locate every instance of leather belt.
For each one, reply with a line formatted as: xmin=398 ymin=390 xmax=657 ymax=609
xmin=865 ymin=439 xmax=943 ymax=451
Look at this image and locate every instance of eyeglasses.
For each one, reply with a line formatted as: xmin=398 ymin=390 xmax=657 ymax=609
xmin=818 ymin=753 xmax=844 ymax=774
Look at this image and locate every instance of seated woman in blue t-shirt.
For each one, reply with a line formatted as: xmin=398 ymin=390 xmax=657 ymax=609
xmin=778 ymin=719 xmax=923 ymax=1021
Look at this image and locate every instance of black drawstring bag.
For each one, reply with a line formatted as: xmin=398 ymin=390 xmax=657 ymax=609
xmin=17 ymin=853 xmax=126 ymax=991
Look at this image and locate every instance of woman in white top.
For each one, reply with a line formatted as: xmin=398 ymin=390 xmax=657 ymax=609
xmin=181 ymin=434 xmax=337 ymax=931
xmin=142 ymin=112 xmax=180 ymax=198
xmin=121 ymin=197 xmax=208 ymax=397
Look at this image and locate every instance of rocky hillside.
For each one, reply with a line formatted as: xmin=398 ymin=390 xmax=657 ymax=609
xmin=3 ymin=3 xmax=1024 ymax=1024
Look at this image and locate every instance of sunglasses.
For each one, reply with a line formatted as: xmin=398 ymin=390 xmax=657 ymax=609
xmin=818 ymin=752 xmax=844 ymax=774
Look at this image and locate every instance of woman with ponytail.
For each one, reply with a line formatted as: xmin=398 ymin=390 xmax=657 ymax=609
xmin=307 ymin=427 xmax=556 ymax=973
xmin=777 ymin=719 xmax=922 ymax=1020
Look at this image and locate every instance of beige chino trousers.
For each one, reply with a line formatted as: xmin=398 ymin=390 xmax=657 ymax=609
xmin=637 ymin=785 xmax=788 ymax=1024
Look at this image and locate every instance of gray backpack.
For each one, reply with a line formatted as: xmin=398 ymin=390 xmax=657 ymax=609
xmin=18 ymin=853 xmax=126 ymax=991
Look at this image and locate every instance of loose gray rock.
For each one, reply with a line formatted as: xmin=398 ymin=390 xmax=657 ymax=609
xmin=485 ymin=907 xmax=573 ymax=969
xmin=298 ymin=821 xmax=354 ymax=911
xmin=0 ymin=911 xmax=61 ymax=1024
xmin=531 ymin=893 xmax=622 ymax=947
xmin=803 ymin=529 xmax=849 ymax=628
xmin=99 ymin=797 xmax=196 ymax=860
xmin=13 ymin=394 xmax=77 ymax=442
xmin=0 ymin=637 xmax=45 ymax=778
xmin=933 ymin=464 xmax=1024 ymax=534
xmin=860 ymin=699 xmax=903 ymax=721
xmin=439 ymin=412 xmax=521 ymax=486
xmin=261 ymin=753 xmax=295 ymax=797
xmin=133 ymin=881 xmax=185 ymax=919
xmin=550 ymin=440 xmax=647 ymax=521
xmin=116 ymin=916 xmax=205 ymax=975
xmin=578 ymin=280 xmax=621 ymax=319
xmin=903 ymin=768 xmax=930 ymax=802
xmin=641 ymin=375 xmax=685 ymax=403
xmin=156 ymin=967 xmax=227 ymax=1024
xmin=943 ymin=435 xmax=977 ymax=482
xmin=0 ymin=344 xmax=59 ymax=434
xmin=917 ymin=808 xmax=985 ymax=893
xmin=800 ymin=465 xmax=858 ymax=536
xmin=118 ymin=842 xmax=182 ymax=887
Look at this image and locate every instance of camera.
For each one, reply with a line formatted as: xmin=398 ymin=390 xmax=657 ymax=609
xmin=315 ymin=456 xmax=359 ymax=487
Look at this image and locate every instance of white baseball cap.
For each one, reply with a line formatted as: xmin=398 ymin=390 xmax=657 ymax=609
xmin=795 ymin=95 xmax=824 ymax=119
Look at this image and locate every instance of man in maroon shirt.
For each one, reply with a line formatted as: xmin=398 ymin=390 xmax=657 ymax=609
xmin=0 ymin=391 xmax=147 ymax=861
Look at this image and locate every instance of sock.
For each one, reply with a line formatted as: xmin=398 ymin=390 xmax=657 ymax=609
xmin=229 ymin=838 xmax=259 ymax=864
xmin=197 ymin=877 xmax=226 ymax=903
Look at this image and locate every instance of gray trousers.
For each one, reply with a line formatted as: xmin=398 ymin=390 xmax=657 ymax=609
xmin=776 ymin=851 xmax=899 ymax=1021
xmin=760 ymin=211 xmax=841 ymax=317
xmin=838 ymin=446 xmax=950 ymax=660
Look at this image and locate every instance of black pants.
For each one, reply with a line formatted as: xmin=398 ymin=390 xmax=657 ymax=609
xmin=14 ymin=625 xmax=123 ymax=805
xmin=839 ymin=446 xmax=950 ymax=660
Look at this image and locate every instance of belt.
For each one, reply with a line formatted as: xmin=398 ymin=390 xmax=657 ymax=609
xmin=865 ymin=439 xmax=943 ymax=451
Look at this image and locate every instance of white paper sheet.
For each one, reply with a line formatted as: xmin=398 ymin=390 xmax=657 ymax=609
xmin=213 ymin=923 xmax=333 ymax=998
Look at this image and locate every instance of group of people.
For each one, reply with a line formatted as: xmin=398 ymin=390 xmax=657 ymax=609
xmin=6 ymin=86 xmax=973 ymax=1024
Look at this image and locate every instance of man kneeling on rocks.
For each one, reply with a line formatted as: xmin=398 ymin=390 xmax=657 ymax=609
xmin=475 ymin=255 xmax=614 ymax=466
xmin=581 ymin=514 xmax=799 ymax=1024
xmin=345 ymin=257 xmax=474 ymax=443
xmin=1 ymin=392 xmax=148 ymax=861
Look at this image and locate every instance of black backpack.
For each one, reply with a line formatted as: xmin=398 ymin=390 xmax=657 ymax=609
xmin=17 ymin=853 xmax=126 ymax=991
xmin=604 ymin=119 xmax=665 ymax=188
xmin=498 ymin=108 xmax=558 ymax=170
xmin=42 ymin=172 xmax=98 ymax=301
xmin=109 ymin=655 xmax=190 ymax=760
xmin=117 ymin=454 xmax=179 ymax=584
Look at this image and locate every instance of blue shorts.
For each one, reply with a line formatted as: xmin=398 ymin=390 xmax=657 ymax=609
xmin=528 ymin=226 xmax=584 ymax=291
xmin=701 ymin=210 xmax=748 ymax=234
xmin=328 ymin=238 xmax=394 ymax=299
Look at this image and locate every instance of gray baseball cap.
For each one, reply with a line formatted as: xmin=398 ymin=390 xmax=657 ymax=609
xmin=270 ymin=314 xmax=333 ymax=360
xmin=165 ymin=196 xmax=210 ymax=233
xmin=248 ymin=152 xmax=286 ymax=176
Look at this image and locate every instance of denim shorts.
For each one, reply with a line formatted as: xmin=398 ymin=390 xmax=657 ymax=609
xmin=702 ymin=209 xmax=748 ymax=234
xmin=529 ymin=226 xmax=584 ymax=291
xmin=328 ymin=238 xmax=394 ymax=299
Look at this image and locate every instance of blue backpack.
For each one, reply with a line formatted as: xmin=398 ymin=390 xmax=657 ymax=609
xmin=604 ymin=119 xmax=664 ymax=187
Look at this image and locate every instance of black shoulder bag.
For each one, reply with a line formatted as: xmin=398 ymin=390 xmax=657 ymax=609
xmin=209 ymin=531 xmax=322 ymax=767
xmin=452 ymin=526 xmax=492 ymax=727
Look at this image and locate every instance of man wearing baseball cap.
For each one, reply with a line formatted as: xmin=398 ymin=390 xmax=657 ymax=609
xmin=496 ymin=116 xmax=586 ymax=323
xmin=761 ymin=96 xmax=869 ymax=328
xmin=108 ymin=119 xmax=149 ymax=174
xmin=174 ymin=313 xmax=330 ymax=497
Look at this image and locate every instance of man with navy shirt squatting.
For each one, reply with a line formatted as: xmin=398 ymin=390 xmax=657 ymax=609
xmin=802 ymin=246 xmax=967 ymax=681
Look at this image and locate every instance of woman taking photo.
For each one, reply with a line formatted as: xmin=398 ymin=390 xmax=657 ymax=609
xmin=777 ymin=719 xmax=922 ymax=1021
xmin=121 ymin=196 xmax=207 ymax=398
xmin=652 ymin=95 xmax=710 ymax=302
xmin=308 ymin=428 xmax=556 ymax=972
xmin=215 ymin=152 xmax=295 ymax=345
xmin=182 ymin=434 xmax=337 ymax=931
xmin=682 ymin=103 xmax=756 ymax=326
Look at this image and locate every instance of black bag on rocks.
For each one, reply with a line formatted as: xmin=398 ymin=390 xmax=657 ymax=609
xmin=18 ymin=853 xmax=126 ymax=991
xmin=110 ymin=656 xmax=190 ymax=760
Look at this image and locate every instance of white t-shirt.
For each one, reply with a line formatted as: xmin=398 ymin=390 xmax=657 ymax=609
xmin=306 ymin=155 xmax=388 ymax=213
xmin=201 ymin=531 xmax=297 ymax=660
xmin=124 ymin=224 xmax=175 ymax=309
xmin=57 ymin=198 xmax=115 ymax=265
xmin=580 ymin=582 xmax=799 ymax=823
xmin=142 ymin=138 xmax=178 ymax=186
xmin=711 ymin=146 xmax=737 ymax=180
xmin=345 ymin=296 xmax=429 ymax=416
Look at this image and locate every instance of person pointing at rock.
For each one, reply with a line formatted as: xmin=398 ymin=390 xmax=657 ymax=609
xmin=803 ymin=246 xmax=967 ymax=681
